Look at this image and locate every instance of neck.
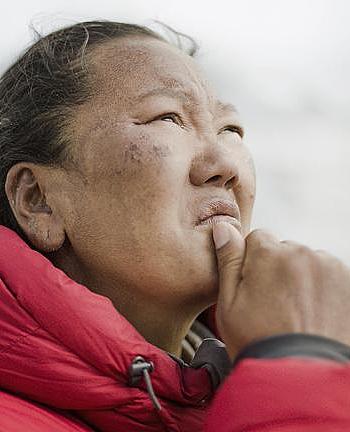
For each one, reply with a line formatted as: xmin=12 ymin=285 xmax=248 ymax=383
xmin=118 ymin=300 xmax=196 ymax=357
xmin=50 ymin=248 xmax=199 ymax=357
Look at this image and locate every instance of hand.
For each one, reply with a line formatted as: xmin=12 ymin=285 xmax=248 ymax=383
xmin=213 ymin=223 xmax=350 ymax=359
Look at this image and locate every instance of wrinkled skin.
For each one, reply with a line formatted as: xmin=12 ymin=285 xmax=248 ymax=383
xmin=6 ymin=36 xmax=255 ymax=355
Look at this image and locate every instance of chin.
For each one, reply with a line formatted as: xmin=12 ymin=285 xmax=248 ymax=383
xmin=185 ymin=264 xmax=219 ymax=307
xmin=190 ymin=243 xmax=219 ymax=292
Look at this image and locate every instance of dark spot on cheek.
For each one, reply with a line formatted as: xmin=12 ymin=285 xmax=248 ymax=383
xmin=151 ymin=143 xmax=171 ymax=158
xmin=123 ymin=140 xmax=171 ymax=165
xmin=113 ymin=137 xmax=172 ymax=177
xmin=125 ymin=142 xmax=143 ymax=162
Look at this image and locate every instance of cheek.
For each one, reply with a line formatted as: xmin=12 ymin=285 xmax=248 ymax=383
xmin=83 ymin=126 xmax=190 ymax=221
xmin=82 ymin=124 xmax=174 ymax=182
xmin=236 ymin=150 xmax=256 ymax=232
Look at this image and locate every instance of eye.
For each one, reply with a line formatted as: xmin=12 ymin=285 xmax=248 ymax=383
xmin=152 ymin=113 xmax=184 ymax=127
xmin=220 ymin=125 xmax=244 ymax=138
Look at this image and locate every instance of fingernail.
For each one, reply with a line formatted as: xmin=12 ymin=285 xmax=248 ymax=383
xmin=213 ymin=223 xmax=231 ymax=249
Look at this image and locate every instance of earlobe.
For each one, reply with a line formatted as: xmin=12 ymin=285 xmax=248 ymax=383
xmin=5 ymin=163 xmax=66 ymax=252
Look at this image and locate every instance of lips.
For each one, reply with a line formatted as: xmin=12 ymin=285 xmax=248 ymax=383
xmin=196 ymin=198 xmax=241 ymax=231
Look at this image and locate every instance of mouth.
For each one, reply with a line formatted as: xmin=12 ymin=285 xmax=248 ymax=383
xmin=195 ymin=198 xmax=242 ymax=233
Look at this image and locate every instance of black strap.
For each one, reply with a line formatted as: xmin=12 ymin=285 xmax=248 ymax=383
xmin=233 ymin=333 xmax=350 ymax=368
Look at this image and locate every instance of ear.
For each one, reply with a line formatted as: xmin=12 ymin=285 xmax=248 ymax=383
xmin=5 ymin=163 xmax=66 ymax=252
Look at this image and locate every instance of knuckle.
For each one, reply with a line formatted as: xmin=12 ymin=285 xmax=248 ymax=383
xmin=273 ymin=245 xmax=310 ymax=272
xmin=284 ymin=243 xmax=312 ymax=260
xmin=282 ymin=244 xmax=334 ymax=274
xmin=315 ymin=249 xmax=336 ymax=261
xmin=246 ymin=228 xmax=271 ymax=242
xmin=315 ymin=248 xmax=328 ymax=255
xmin=295 ymin=244 xmax=312 ymax=257
xmin=280 ymin=239 xmax=299 ymax=247
xmin=316 ymin=250 xmax=345 ymax=271
xmin=246 ymin=229 xmax=275 ymax=254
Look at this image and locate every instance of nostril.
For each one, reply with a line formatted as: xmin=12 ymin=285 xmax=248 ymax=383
xmin=206 ymin=175 xmax=221 ymax=183
xmin=205 ymin=175 xmax=237 ymax=188
xmin=226 ymin=177 xmax=235 ymax=189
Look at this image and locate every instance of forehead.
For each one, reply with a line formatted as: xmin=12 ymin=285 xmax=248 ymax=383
xmin=89 ymin=36 xmax=218 ymax=109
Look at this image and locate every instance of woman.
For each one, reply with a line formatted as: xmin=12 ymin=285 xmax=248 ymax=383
xmin=1 ymin=20 xmax=350 ymax=432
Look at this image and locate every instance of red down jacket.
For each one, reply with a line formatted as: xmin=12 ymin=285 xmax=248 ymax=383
xmin=1 ymin=224 xmax=350 ymax=432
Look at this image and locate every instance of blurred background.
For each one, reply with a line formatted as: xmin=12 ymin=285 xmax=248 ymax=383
xmin=1 ymin=0 xmax=349 ymax=262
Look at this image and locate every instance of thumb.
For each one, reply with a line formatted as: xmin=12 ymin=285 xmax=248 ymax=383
xmin=212 ymin=222 xmax=246 ymax=305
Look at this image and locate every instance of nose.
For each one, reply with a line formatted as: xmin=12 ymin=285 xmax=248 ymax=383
xmin=189 ymin=144 xmax=240 ymax=190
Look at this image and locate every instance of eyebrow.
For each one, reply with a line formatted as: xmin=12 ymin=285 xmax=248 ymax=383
xmin=216 ymin=101 xmax=238 ymax=114
xmin=136 ymin=87 xmax=191 ymax=104
xmin=136 ymin=87 xmax=238 ymax=114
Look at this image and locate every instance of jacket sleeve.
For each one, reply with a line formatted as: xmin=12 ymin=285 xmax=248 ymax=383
xmin=204 ymin=334 xmax=350 ymax=432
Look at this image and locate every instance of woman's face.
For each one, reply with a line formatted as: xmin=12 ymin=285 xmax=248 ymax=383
xmin=60 ymin=36 xmax=255 ymax=312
